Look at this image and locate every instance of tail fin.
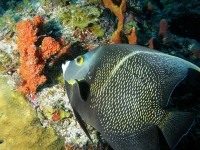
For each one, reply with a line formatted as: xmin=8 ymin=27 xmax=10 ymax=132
xmin=159 ymin=112 xmax=194 ymax=149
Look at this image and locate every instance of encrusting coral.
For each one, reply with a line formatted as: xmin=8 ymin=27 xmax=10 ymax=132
xmin=16 ymin=16 xmax=61 ymax=96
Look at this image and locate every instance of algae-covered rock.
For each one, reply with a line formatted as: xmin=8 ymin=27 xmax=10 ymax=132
xmin=59 ymin=4 xmax=101 ymax=29
xmin=89 ymin=24 xmax=104 ymax=37
xmin=0 ymin=77 xmax=64 ymax=150
xmin=0 ymin=64 xmax=7 ymax=74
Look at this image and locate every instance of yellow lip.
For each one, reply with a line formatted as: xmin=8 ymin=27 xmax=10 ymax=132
xmin=68 ymin=78 xmax=86 ymax=85
xmin=68 ymin=79 xmax=75 ymax=85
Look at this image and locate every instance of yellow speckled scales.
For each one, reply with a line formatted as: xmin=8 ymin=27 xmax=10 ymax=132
xmin=62 ymin=44 xmax=200 ymax=150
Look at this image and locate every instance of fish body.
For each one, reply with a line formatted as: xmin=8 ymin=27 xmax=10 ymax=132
xmin=62 ymin=44 xmax=200 ymax=150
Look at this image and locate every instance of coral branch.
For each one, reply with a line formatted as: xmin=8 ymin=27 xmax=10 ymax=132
xmin=103 ymin=0 xmax=126 ymax=43
xmin=128 ymin=27 xmax=137 ymax=45
xmin=16 ymin=16 xmax=62 ymax=96
xmin=17 ymin=20 xmax=37 ymax=51
xmin=41 ymin=37 xmax=61 ymax=59
xmin=33 ymin=15 xmax=43 ymax=28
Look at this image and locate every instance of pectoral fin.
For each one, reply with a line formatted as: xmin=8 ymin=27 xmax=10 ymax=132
xmin=73 ymin=108 xmax=93 ymax=142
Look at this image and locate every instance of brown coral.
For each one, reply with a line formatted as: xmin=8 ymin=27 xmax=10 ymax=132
xmin=158 ymin=19 xmax=168 ymax=39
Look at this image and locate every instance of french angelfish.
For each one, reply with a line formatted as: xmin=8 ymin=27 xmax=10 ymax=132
xmin=62 ymin=44 xmax=200 ymax=150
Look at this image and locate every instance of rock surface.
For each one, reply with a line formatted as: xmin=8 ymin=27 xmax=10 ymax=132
xmin=0 ymin=77 xmax=64 ymax=150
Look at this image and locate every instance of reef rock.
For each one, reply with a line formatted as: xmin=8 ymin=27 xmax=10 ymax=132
xmin=0 ymin=77 xmax=64 ymax=150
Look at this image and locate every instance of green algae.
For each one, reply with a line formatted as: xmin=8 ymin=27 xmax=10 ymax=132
xmin=59 ymin=4 xmax=103 ymax=32
xmin=55 ymin=73 xmax=65 ymax=86
xmin=0 ymin=49 xmax=12 ymax=66
xmin=0 ymin=14 xmax=16 ymax=40
xmin=89 ymin=24 xmax=104 ymax=37
xmin=23 ymin=0 xmax=31 ymax=5
xmin=87 ymin=0 xmax=103 ymax=4
xmin=0 ymin=64 xmax=7 ymax=74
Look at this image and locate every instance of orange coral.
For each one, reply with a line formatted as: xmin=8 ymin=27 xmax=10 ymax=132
xmin=33 ymin=15 xmax=43 ymax=28
xmin=41 ymin=37 xmax=61 ymax=59
xmin=16 ymin=16 xmax=62 ymax=96
xmin=17 ymin=20 xmax=37 ymax=50
xmin=103 ymin=0 xmax=126 ymax=43
xmin=128 ymin=27 xmax=137 ymax=45
xmin=17 ymin=45 xmax=46 ymax=95
xmin=148 ymin=37 xmax=154 ymax=49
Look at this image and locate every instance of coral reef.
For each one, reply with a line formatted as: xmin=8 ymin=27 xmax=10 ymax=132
xmin=16 ymin=16 xmax=61 ymax=96
xmin=0 ymin=77 xmax=64 ymax=150
xmin=0 ymin=0 xmax=200 ymax=149
xmin=35 ymin=84 xmax=99 ymax=149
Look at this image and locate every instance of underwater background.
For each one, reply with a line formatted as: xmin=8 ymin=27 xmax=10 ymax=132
xmin=0 ymin=0 xmax=200 ymax=149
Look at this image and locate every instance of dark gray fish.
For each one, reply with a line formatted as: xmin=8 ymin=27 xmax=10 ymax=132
xmin=62 ymin=44 xmax=200 ymax=150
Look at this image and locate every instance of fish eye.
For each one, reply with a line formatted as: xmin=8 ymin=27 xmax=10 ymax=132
xmin=76 ymin=56 xmax=84 ymax=66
